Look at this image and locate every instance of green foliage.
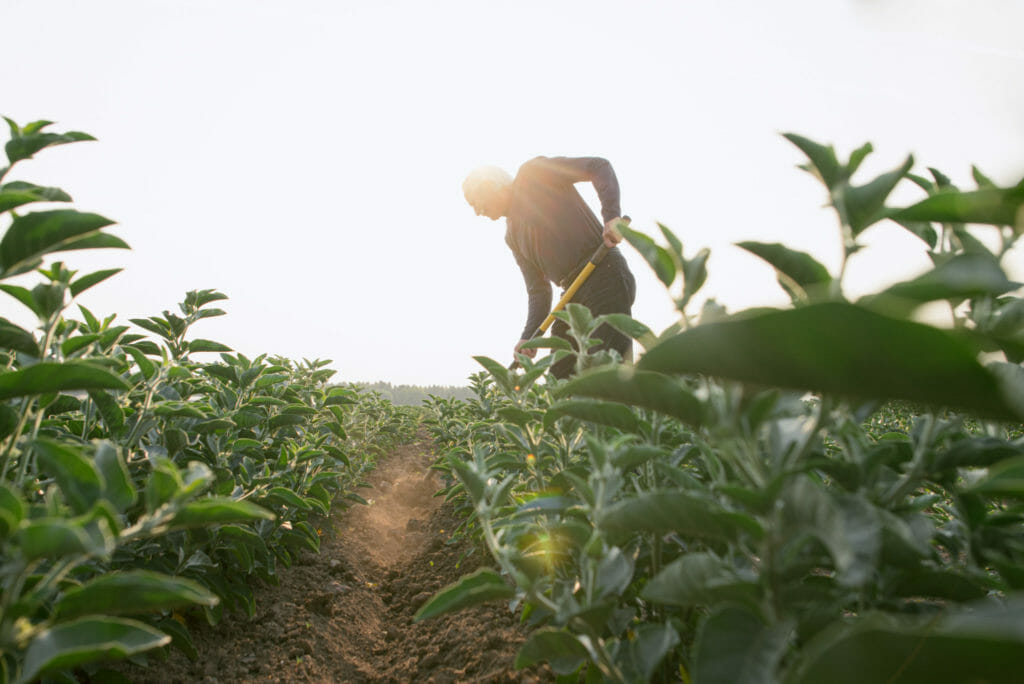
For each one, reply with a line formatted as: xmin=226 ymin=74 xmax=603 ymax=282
xmin=0 ymin=118 xmax=419 ymax=681
xmin=425 ymin=134 xmax=1024 ymax=682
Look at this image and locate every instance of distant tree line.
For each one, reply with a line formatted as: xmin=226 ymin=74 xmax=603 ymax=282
xmin=356 ymin=381 xmax=474 ymax=406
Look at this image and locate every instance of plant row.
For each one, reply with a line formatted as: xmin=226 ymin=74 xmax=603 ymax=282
xmin=421 ymin=135 xmax=1024 ymax=683
xmin=0 ymin=119 xmax=418 ymax=683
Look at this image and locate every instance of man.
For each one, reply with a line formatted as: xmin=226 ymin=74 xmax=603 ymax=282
xmin=462 ymin=156 xmax=637 ymax=378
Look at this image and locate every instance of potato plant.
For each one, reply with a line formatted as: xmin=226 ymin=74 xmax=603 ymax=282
xmin=422 ymin=135 xmax=1024 ymax=683
xmin=0 ymin=119 xmax=417 ymax=682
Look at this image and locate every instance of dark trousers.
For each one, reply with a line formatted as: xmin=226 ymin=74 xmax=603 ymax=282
xmin=550 ymin=249 xmax=637 ymax=379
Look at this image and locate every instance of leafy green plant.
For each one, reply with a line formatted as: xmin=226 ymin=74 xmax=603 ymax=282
xmin=423 ymin=134 xmax=1024 ymax=682
xmin=0 ymin=118 xmax=418 ymax=682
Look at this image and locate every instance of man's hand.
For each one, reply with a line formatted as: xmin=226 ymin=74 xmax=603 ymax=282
xmin=514 ymin=339 xmax=538 ymax=359
xmin=603 ymin=217 xmax=629 ymax=248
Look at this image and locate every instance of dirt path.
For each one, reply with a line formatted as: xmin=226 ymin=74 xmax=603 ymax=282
xmin=115 ymin=432 xmax=551 ymax=683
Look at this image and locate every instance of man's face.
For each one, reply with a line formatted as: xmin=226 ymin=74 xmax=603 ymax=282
xmin=466 ymin=184 xmax=503 ymax=220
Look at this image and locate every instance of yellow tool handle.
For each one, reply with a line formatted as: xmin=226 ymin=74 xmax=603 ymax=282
xmin=534 ymin=242 xmax=611 ymax=336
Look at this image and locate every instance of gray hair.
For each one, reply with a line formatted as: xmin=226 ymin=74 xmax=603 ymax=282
xmin=462 ymin=165 xmax=512 ymax=201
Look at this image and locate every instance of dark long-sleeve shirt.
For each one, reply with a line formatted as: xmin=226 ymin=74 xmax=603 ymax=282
xmin=504 ymin=156 xmax=622 ymax=340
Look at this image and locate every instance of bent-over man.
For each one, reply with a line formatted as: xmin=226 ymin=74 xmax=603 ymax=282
xmin=462 ymin=156 xmax=637 ymax=378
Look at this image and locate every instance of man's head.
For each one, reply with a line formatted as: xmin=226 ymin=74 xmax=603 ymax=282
xmin=462 ymin=165 xmax=512 ymax=220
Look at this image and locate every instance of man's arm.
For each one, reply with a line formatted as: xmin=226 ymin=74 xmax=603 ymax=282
xmin=516 ymin=252 xmax=553 ymax=342
xmin=538 ymin=156 xmax=622 ymax=224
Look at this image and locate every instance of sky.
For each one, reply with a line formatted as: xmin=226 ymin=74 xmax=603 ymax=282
xmin=4 ymin=0 xmax=1024 ymax=386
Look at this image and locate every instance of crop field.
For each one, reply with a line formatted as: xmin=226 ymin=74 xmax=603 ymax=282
xmin=2 ymin=120 xmax=1024 ymax=683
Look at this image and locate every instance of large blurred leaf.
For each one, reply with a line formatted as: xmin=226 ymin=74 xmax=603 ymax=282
xmin=695 ymin=606 xmax=791 ymax=684
xmin=788 ymin=602 xmax=1024 ymax=684
xmin=0 ymin=210 xmax=116 ymax=277
xmin=0 ymin=361 xmax=128 ymax=400
xmin=557 ymin=367 xmax=703 ymax=426
xmin=891 ymin=182 xmax=1024 ymax=230
xmin=55 ymin=571 xmax=218 ymax=620
xmin=19 ymin=617 xmax=168 ymax=684
xmin=637 ymin=302 xmax=1021 ymax=421
xmin=413 ymin=568 xmax=514 ymax=621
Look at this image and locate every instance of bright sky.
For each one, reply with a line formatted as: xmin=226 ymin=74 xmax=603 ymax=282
xmin=5 ymin=0 xmax=1024 ymax=386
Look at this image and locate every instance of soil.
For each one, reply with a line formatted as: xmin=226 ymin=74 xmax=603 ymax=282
xmin=111 ymin=432 xmax=553 ymax=683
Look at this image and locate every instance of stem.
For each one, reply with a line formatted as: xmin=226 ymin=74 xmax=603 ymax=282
xmin=0 ymin=398 xmax=32 ymax=480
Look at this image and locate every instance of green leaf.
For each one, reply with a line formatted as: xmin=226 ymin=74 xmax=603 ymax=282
xmin=514 ymin=627 xmax=589 ymax=675
xmin=168 ymin=498 xmax=275 ymax=529
xmin=0 ymin=317 xmax=38 ymax=355
xmin=0 ymin=181 xmax=71 ymax=212
xmin=0 ymin=361 xmax=128 ymax=401
xmin=782 ymin=478 xmax=880 ymax=587
xmin=69 ymin=268 xmax=121 ymax=298
xmin=19 ymin=617 xmax=168 ymax=684
xmin=473 ymin=355 xmax=516 ymax=396
xmin=616 ymin=623 xmax=681 ymax=684
xmin=61 ymin=333 xmax=100 ymax=357
xmin=93 ymin=442 xmax=137 ymax=512
xmin=546 ymin=398 xmax=639 ymax=432
xmin=130 ymin=317 xmax=171 ymax=340
xmin=122 ymin=344 xmax=156 ymax=380
xmin=0 ymin=482 xmax=25 ymax=540
xmin=56 ymin=571 xmax=218 ymax=620
xmin=0 ymin=210 xmax=116 ymax=277
xmin=188 ymin=339 xmax=233 ymax=354
xmin=784 ymin=133 xmax=842 ymax=189
xmin=15 ymin=517 xmax=112 ymax=560
xmin=0 ymin=283 xmax=40 ymax=315
xmin=695 ymin=606 xmax=791 ymax=684
xmin=413 ymin=567 xmax=514 ymax=621
xmin=5 ymin=125 xmax=94 ymax=164
xmin=892 ymin=184 xmax=1024 ymax=230
xmin=620 ymin=225 xmax=676 ymax=286
xmin=557 ymin=367 xmax=703 ymax=426
xmin=968 ymin=455 xmax=1024 ymax=497
xmin=862 ymin=253 xmax=1019 ymax=314
xmin=736 ymin=242 xmax=831 ymax=301
xmin=601 ymin=491 xmax=762 ymax=542
xmin=264 ymin=486 xmax=311 ymax=510
xmin=637 ymin=302 xmax=1022 ymax=421
xmin=600 ymin=313 xmax=658 ymax=351
xmin=789 ymin=604 xmax=1024 ymax=684
xmin=845 ymin=154 xmax=914 ymax=235
xmin=33 ymin=438 xmax=103 ymax=514
xmin=643 ymin=552 xmax=761 ymax=610
xmin=88 ymin=389 xmax=125 ymax=433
